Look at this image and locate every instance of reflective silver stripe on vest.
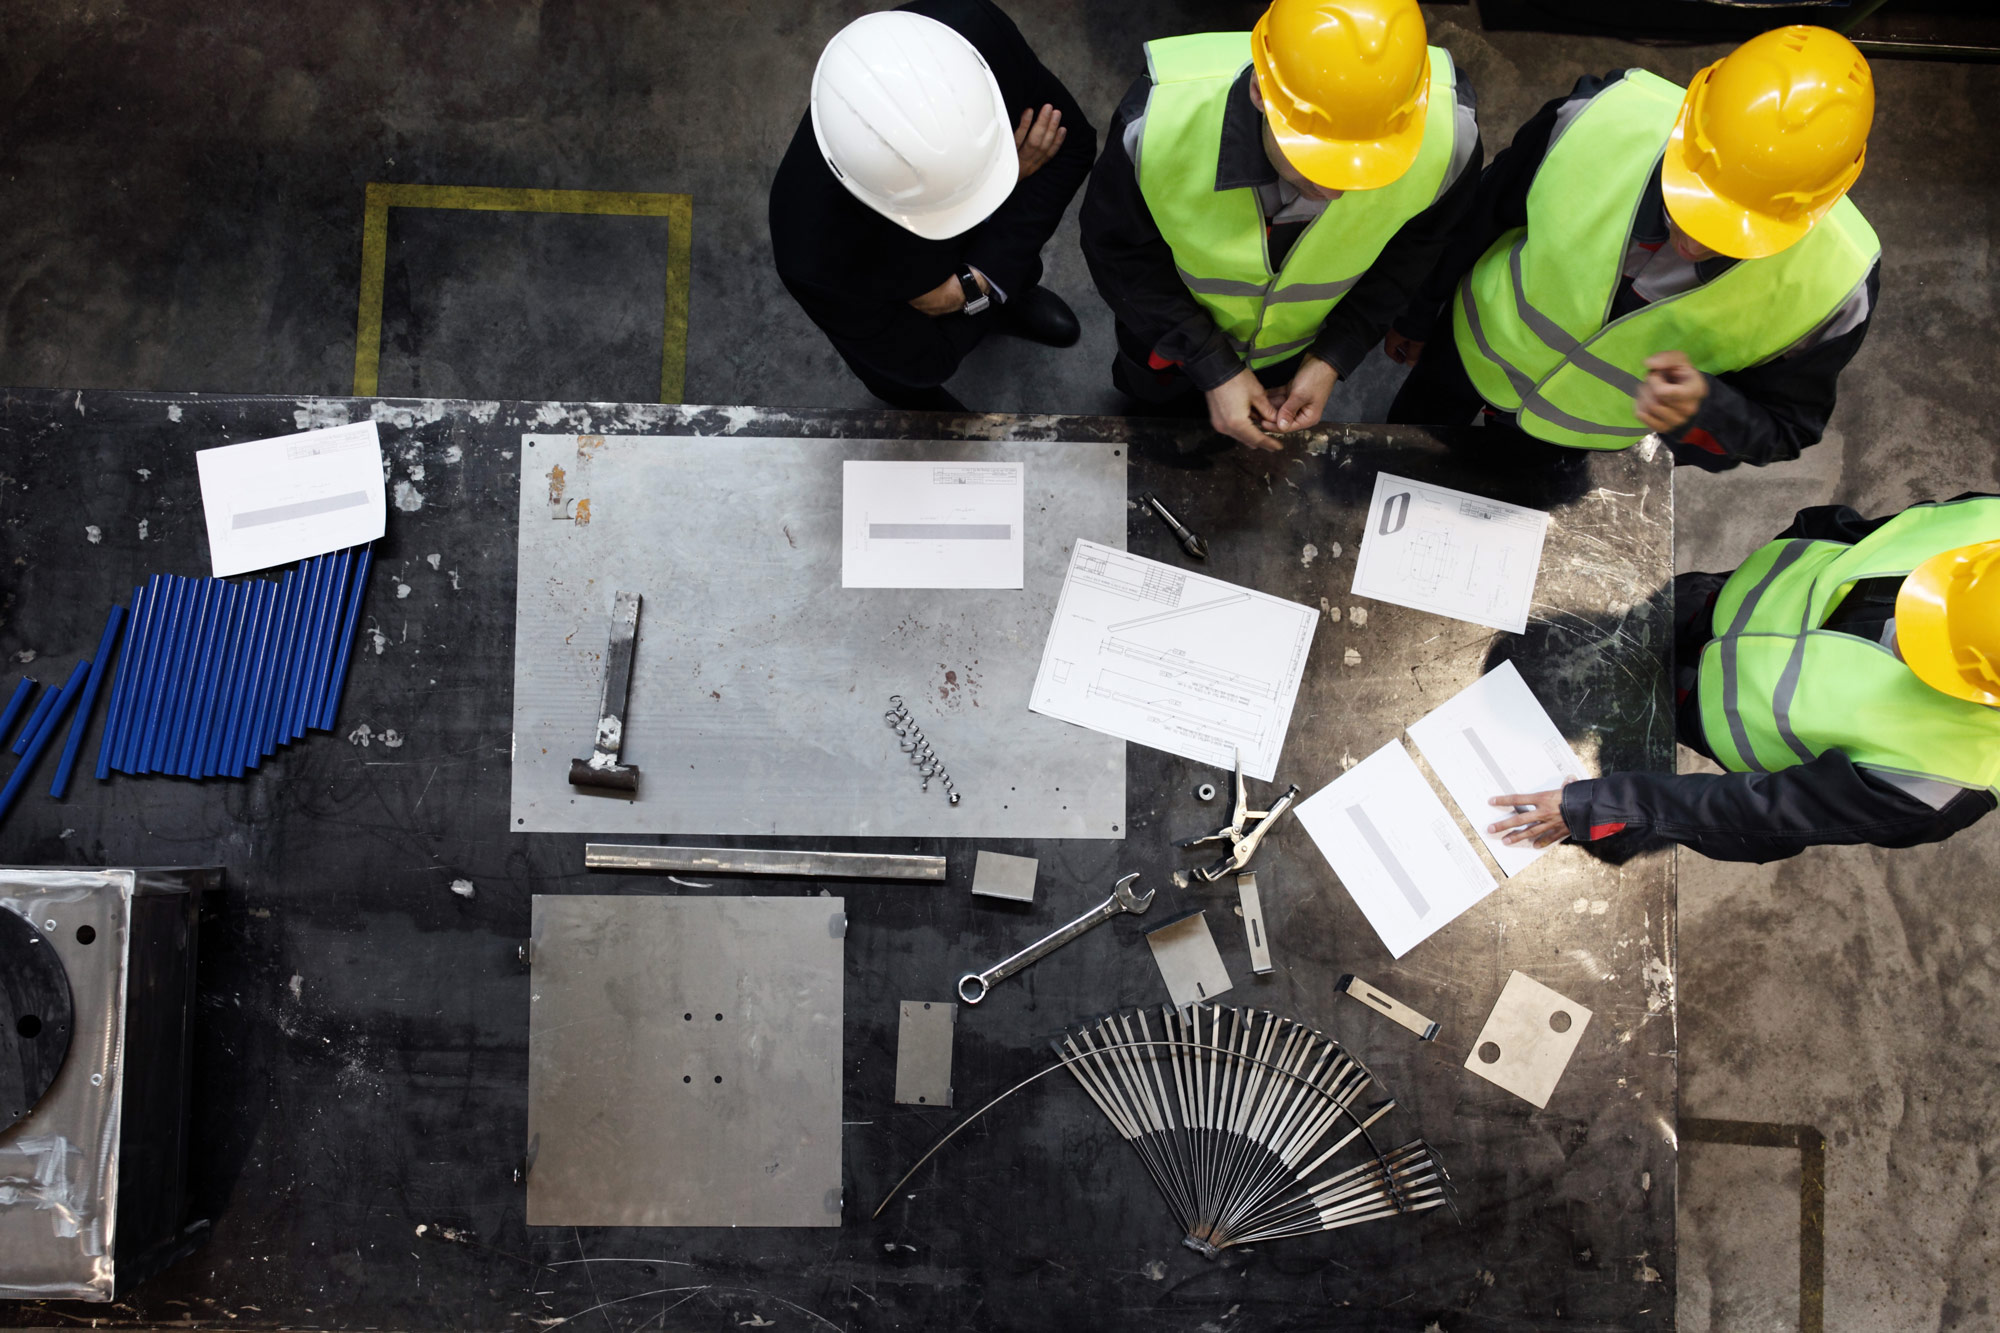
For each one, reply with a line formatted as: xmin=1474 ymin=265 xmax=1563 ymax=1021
xmin=1177 ymin=270 xmax=1362 ymax=305
xmin=1225 ymin=332 xmax=1319 ymax=361
xmin=1457 ymin=276 xmax=1536 ymax=402
xmin=1177 ymin=267 xmax=1270 ymax=299
xmin=1506 ymin=240 xmax=1646 ymax=396
xmin=1270 ymin=275 xmax=1361 ymax=303
xmin=1716 ymin=540 xmax=1816 ymax=771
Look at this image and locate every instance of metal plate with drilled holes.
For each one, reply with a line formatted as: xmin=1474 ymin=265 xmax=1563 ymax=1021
xmin=1144 ymin=909 xmax=1233 ymax=1008
xmin=526 ymin=895 xmax=845 ymax=1227
xmin=893 ymin=1001 xmax=956 ymax=1107
xmin=970 ymin=850 xmax=1038 ymax=903
xmin=510 ymin=435 xmax=1127 ymax=837
xmin=0 ymin=902 xmax=74 ymax=1124
xmin=1463 ymin=970 xmax=1592 ymax=1109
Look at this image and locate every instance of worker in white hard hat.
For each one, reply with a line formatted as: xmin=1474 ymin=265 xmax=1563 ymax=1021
xmin=771 ymin=1 xmax=1095 ymax=411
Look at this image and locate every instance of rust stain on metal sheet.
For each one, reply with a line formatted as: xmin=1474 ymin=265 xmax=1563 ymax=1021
xmin=547 ymin=464 xmax=566 ymax=505
xmin=574 ymin=498 xmax=592 ymax=526
xmin=577 ymin=434 xmax=605 ymax=453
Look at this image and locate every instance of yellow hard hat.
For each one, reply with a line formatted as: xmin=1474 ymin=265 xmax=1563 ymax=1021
xmin=1663 ymin=26 xmax=1873 ymax=260
xmin=1896 ymin=541 xmax=2000 ymax=707
xmin=1251 ymin=0 xmax=1431 ymax=191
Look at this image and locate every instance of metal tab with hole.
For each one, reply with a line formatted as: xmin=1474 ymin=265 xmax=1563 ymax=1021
xmin=1336 ymin=973 xmax=1440 ymax=1041
xmin=1236 ymin=873 xmax=1272 ymax=975
xmin=893 ymin=1001 xmax=956 ymax=1107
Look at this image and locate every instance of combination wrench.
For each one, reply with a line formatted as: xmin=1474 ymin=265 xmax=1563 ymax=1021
xmin=958 ymin=872 xmax=1154 ymax=1004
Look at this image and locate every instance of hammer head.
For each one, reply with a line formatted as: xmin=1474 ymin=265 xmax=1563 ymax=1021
xmin=569 ymin=756 xmax=640 ymax=793
xmin=1111 ymin=871 xmax=1154 ymax=914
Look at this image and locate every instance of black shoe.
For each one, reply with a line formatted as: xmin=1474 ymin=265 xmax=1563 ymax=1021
xmin=992 ymin=285 xmax=1081 ymax=348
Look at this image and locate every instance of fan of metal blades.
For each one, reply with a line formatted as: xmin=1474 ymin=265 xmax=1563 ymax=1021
xmin=873 ymin=1003 xmax=1450 ymax=1258
xmin=1056 ymin=1005 xmax=1450 ymax=1257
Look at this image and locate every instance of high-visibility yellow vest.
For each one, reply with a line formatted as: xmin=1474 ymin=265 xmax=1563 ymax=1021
xmin=1697 ymin=497 xmax=2000 ymax=791
xmin=1138 ymin=33 xmax=1460 ymax=368
xmin=1451 ymin=69 xmax=1880 ymax=450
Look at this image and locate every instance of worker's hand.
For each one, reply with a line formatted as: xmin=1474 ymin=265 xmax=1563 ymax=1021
xmin=1205 ymin=368 xmax=1283 ymax=452
xmin=1634 ymin=351 xmax=1709 ymax=432
xmin=908 ymin=270 xmax=988 ymax=318
xmin=1384 ymin=329 xmax=1425 ymax=366
xmin=1015 ymin=104 xmax=1066 ymax=182
xmin=1266 ymin=354 xmax=1339 ymax=433
xmin=1487 ymin=780 xmax=1573 ymax=849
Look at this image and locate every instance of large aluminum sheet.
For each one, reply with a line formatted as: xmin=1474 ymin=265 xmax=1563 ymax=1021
xmin=526 ymin=895 xmax=846 ymax=1228
xmin=509 ymin=434 xmax=1127 ymax=837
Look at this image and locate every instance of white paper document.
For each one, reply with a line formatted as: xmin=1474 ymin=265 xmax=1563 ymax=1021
xmin=1406 ymin=661 xmax=1589 ymax=878
xmin=841 ymin=460 xmax=1025 ymax=589
xmin=196 ymin=422 xmax=386 ymax=577
xmin=1028 ymin=540 xmax=1317 ymax=781
xmin=1294 ymin=740 xmax=1497 ymax=958
xmin=1349 ymin=472 xmax=1550 ymax=633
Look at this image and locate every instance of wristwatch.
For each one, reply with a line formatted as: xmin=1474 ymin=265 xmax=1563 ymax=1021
xmin=956 ymin=268 xmax=991 ymax=316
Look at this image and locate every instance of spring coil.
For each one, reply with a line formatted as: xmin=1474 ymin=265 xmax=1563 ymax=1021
xmin=885 ymin=695 xmax=960 ymax=805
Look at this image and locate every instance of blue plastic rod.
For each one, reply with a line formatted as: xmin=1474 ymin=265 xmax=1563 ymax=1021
xmin=140 ymin=576 xmax=197 ymax=774
xmin=12 ymin=682 xmax=60 ymax=757
xmin=52 ymin=604 xmax=126 ymax=800
xmin=119 ymin=574 xmax=173 ymax=774
xmin=269 ymin=559 xmax=315 ymax=753
xmin=0 ymin=658 xmax=88 ymax=828
xmin=284 ymin=556 xmax=330 ymax=743
xmin=188 ymin=582 xmax=243 ymax=778
xmin=228 ymin=579 xmax=278 ymax=776
xmin=96 ymin=583 xmax=149 ymax=780
xmin=163 ymin=579 xmax=221 ymax=777
xmin=216 ymin=576 xmax=270 ymax=772
xmin=317 ymin=544 xmax=374 ymax=730
xmin=256 ymin=569 xmax=303 ymax=760
xmin=0 ymin=677 xmax=36 ymax=749
xmin=298 ymin=549 xmax=351 ymax=736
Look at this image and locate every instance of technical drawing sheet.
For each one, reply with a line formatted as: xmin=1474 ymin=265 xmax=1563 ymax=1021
xmin=1028 ymin=540 xmax=1318 ymax=781
xmin=1294 ymin=740 xmax=1497 ymax=959
xmin=1349 ymin=472 xmax=1549 ymax=633
xmin=1406 ymin=660 xmax=1589 ymax=878
xmin=841 ymin=460 xmax=1025 ymax=588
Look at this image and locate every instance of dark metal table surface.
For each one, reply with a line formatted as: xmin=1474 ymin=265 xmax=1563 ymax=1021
xmin=0 ymin=389 xmax=1676 ymax=1332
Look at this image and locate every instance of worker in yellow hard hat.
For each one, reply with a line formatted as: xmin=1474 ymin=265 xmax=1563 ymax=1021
xmin=1079 ymin=0 xmax=1482 ymax=452
xmin=1387 ymin=26 xmax=1880 ymax=472
xmin=1489 ymin=496 xmax=2000 ymax=864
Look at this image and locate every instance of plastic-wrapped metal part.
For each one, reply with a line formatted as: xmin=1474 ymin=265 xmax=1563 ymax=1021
xmin=0 ymin=866 xmax=216 ymax=1302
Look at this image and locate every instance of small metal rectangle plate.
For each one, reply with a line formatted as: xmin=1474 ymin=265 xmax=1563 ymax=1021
xmin=527 ymin=895 xmax=845 ymax=1227
xmin=1464 ymin=970 xmax=1592 ymax=1109
xmin=893 ymin=1001 xmax=956 ymax=1107
xmin=1236 ymin=873 xmax=1272 ymax=974
xmin=1337 ymin=973 xmax=1439 ymax=1041
xmin=971 ymin=850 xmax=1038 ymax=903
xmin=1144 ymin=910 xmax=1233 ymax=1008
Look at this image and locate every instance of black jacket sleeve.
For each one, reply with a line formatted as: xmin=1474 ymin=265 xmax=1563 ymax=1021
xmin=1560 ymin=754 xmax=1996 ymax=864
xmin=1307 ymin=103 xmax=1483 ymax=377
xmin=1395 ymin=71 xmax=1627 ymax=343
xmin=939 ymin=0 xmax=1097 ymax=298
xmin=1079 ymin=75 xmax=1247 ymax=392
xmin=1664 ymin=264 xmax=1879 ymax=472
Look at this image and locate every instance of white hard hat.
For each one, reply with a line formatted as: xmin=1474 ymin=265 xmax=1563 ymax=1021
xmin=809 ymin=10 xmax=1017 ymax=241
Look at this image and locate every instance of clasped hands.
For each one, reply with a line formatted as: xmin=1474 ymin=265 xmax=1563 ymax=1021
xmin=1204 ymin=356 xmax=1338 ymax=453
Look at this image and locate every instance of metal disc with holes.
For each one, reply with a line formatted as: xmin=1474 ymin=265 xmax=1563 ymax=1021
xmin=0 ymin=904 xmax=73 ymax=1125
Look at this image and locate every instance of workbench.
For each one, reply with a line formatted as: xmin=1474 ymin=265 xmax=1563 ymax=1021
xmin=0 ymin=389 xmax=1676 ymax=1331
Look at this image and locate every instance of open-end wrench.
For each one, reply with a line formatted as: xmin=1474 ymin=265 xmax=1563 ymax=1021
xmin=959 ymin=872 xmax=1153 ymax=1005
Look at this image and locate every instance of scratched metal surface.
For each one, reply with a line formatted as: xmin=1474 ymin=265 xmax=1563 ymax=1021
xmin=508 ymin=433 xmax=1126 ymax=838
xmin=0 ymin=390 xmax=1674 ymax=1331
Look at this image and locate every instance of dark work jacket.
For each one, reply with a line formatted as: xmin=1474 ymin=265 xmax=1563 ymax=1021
xmin=769 ymin=0 xmax=1095 ymax=391
xmin=1561 ymin=498 xmax=1998 ymax=863
xmin=1081 ymin=63 xmax=1481 ymax=392
xmin=1400 ymin=71 xmax=1879 ymax=474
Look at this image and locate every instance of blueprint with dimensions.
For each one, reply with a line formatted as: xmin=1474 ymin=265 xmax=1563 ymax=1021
xmin=1028 ymin=540 xmax=1319 ymax=781
xmin=1350 ymin=472 xmax=1549 ymax=633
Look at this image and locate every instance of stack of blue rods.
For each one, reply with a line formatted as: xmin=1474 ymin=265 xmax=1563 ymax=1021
xmin=91 ymin=543 xmax=375 ymax=781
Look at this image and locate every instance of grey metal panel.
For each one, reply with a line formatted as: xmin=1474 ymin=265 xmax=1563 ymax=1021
xmin=525 ymin=895 xmax=845 ymax=1228
xmin=970 ymin=850 xmax=1038 ymax=902
xmin=509 ymin=434 xmax=1127 ymax=837
xmin=892 ymin=1001 xmax=956 ymax=1107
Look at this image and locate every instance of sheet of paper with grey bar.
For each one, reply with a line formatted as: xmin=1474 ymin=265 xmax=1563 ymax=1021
xmin=195 ymin=421 xmax=386 ymax=577
xmin=1406 ymin=660 xmax=1589 ymax=878
xmin=1293 ymin=739 xmax=1497 ymax=958
xmin=841 ymin=459 xmax=1025 ymax=588
xmin=1028 ymin=539 xmax=1318 ymax=782
xmin=1349 ymin=472 xmax=1550 ymax=633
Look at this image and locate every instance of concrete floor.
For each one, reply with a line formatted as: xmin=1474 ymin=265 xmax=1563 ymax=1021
xmin=2 ymin=2 xmax=1998 ymax=1328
